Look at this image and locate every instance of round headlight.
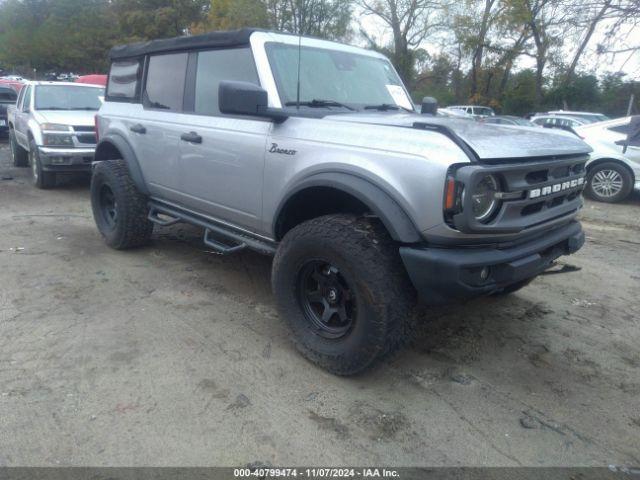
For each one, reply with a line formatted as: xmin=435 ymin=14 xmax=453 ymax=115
xmin=472 ymin=174 xmax=500 ymax=222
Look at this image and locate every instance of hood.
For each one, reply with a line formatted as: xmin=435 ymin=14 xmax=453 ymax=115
xmin=34 ymin=109 xmax=97 ymax=127
xmin=327 ymin=112 xmax=591 ymax=161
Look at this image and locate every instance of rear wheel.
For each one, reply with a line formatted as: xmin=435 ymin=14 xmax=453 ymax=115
xmin=585 ymin=162 xmax=633 ymax=203
xmin=29 ymin=139 xmax=56 ymax=189
xmin=91 ymin=159 xmax=154 ymax=249
xmin=272 ymin=215 xmax=416 ymax=375
xmin=9 ymin=129 xmax=28 ymax=167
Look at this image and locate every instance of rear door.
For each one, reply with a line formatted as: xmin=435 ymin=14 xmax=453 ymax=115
xmin=128 ymin=53 xmax=189 ymax=204
xmin=176 ymin=48 xmax=270 ymax=230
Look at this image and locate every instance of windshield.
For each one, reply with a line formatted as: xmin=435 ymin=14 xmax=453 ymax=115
xmin=35 ymin=85 xmax=104 ymax=111
xmin=265 ymin=43 xmax=413 ymax=112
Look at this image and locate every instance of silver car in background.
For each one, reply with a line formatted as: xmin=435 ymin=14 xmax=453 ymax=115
xmin=575 ymin=116 xmax=640 ymax=203
xmin=7 ymin=81 xmax=104 ymax=188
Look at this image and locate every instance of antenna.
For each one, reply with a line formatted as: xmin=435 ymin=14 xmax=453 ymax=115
xmin=295 ymin=30 xmax=302 ymax=109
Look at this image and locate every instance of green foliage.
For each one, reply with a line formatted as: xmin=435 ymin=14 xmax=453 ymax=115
xmin=203 ymin=0 xmax=270 ymax=31
xmin=0 ymin=0 xmax=208 ymax=74
xmin=201 ymin=0 xmax=352 ymax=41
xmin=501 ymin=69 xmax=537 ymax=115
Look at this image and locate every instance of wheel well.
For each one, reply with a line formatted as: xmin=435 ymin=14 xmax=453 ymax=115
xmin=275 ymin=187 xmax=370 ymax=240
xmin=95 ymin=141 xmax=123 ymax=161
xmin=588 ymin=158 xmax=635 ymax=183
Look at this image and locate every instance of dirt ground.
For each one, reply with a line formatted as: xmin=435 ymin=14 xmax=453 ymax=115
xmin=0 ymin=138 xmax=638 ymax=468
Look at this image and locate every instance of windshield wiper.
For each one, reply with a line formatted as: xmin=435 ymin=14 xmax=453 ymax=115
xmin=39 ymin=107 xmax=71 ymax=110
xmin=364 ymin=103 xmax=413 ymax=113
xmin=285 ymin=99 xmax=355 ymax=111
xmin=68 ymin=107 xmax=99 ymax=111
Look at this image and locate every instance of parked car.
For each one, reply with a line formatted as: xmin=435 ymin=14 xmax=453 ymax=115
xmin=0 ymin=85 xmax=18 ymax=136
xmin=574 ymin=116 xmax=640 ymax=203
xmin=7 ymin=81 xmax=104 ymax=188
xmin=530 ymin=114 xmax=588 ymax=131
xmin=482 ymin=115 xmax=537 ymax=127
xmin=548 ymin=110 xmax=609 ymax=124
xmin=76 ymin=74 xmax=108 ymax=87
xmin=1 ymin=75 xmax=25 ymax=82
xmin=92 ymin=29 xmax=590 ymax=375
xmin=447 ymin=105 xmax=495 ymax=118
xmin=0 ymin=78 xmax=25 ymax=93
xmin=437 ymin=107 xmax=475 ymax=120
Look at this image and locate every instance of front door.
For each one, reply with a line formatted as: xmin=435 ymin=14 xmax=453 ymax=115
xmin=177 ymin=48 xmax=270 ymax=231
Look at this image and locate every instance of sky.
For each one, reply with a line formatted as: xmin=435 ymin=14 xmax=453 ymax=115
xmin=355 ymin=8 xmax=640 ymax=79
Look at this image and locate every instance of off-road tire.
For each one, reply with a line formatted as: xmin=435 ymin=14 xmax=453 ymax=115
xmin=29 ymin=138 xmax=56 ymax=189
xmin=272 ymin=214 xmax=416 ymax=376
xmin=91 ymin=159 xmax=154 ymax=249
xmin=10 ymin=129 xmax=29 ymax=167
xmin=585 ymin=161 xmax=633 ymax=203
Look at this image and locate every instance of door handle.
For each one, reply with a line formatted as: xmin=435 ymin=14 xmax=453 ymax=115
xmin=181 ymin=131 xmax=202 ymax=144
xmin=130 ymin=124 xmax=146 ymax=134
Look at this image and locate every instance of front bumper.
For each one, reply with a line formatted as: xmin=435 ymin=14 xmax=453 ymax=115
xmin=38 ymin=147 xmax=95 ymax=172
xmin=400 ymin=221 xmax=584 ymax=304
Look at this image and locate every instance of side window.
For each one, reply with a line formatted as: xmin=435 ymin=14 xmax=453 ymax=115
xmin=107 ymin=59 xmax=142 ymax=101
xmin=194 ymin=48 xmax=259 ymax=116
xmin=144 ymin=53 xmax=188 ymax=111
xmin=21 ymin=86 xmax=31 ymax=111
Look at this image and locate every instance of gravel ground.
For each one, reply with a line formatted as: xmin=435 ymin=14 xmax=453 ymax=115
xmin=0 ymin=139 xmax=639 ymax=467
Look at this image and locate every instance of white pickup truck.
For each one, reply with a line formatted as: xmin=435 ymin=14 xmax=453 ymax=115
xmin=7 ymin=81 xmax=104 ymax=188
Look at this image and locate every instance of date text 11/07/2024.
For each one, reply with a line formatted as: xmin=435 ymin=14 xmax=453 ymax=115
xmin=233 ymin=468 xmax=401 ymax=478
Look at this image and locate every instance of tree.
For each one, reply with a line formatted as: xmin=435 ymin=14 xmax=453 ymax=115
xmin=357 ymin=0 xmax=448 ymax=87
xmin=507 ymin=0 xmax=568 ymax=107
xmin=202 ymin=0 xmax=269 ymax=31
xmin=111 ymin=0 xmax=208 ymax=41
xmin=201 ymin=0 xmax=352 ymax=41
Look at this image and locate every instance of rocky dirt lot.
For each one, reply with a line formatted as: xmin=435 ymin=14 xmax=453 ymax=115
xmin=0 ymin=139 xmax=638 ymax=467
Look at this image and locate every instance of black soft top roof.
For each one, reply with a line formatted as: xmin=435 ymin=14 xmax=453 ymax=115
xmin=109 ymin=28 xmax=260 ymax=60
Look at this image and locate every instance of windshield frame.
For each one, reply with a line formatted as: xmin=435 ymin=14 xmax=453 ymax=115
xmin=253 ymin=33 xmax=414 ymax=114
xmin=34 ymin=84 xmax=105 ymax=111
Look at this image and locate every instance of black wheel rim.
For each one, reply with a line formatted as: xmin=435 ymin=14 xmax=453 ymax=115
xmin=99 ymin=184 xmax=118 ymax=228
xmin=297 ymin=260 xmax=356 ymax=339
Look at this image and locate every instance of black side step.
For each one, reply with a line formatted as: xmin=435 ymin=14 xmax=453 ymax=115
xmin=147 ymin=202 xmax=277 ymax=256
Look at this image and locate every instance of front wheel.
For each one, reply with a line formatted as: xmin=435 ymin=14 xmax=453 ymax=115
xmin=29 ymin=139 xmax=56 ymax=189
xmin=90 ymin=159 xmax=154 ymax=249
xmin=272 ymin=215 xmax=416 ymax=375
xmin=585 ymin=162 xmax=633 ymax=203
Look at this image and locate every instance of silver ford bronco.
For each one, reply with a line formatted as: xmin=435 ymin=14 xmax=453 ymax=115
xmin=92 ymin=29 xmax=591 ymax=375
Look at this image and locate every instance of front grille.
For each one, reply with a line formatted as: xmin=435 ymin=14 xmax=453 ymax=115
xmin=73 ymin=125 xmax=95 ymax=132
xmin=449 ymin=155 xmax=588 ymax=234
xmin=76 ymin=133 xmax=97 ymax=144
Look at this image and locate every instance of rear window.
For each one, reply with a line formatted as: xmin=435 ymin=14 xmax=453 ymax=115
xmin=0 ymin=87 xmax=17 ymax=102
xmin=143 ymin=53 xmax=188 ymax=111
xmin=107 ymin=59 xmax=142 ymax=101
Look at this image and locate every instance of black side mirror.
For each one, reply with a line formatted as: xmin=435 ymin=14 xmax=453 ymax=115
xmin=219 ymin=81 xmax=288 ymax=123
xmin=421 ymin=96 xmax=438 ymax=115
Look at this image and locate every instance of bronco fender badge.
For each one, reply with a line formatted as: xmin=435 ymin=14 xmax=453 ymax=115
xmin=529 ymin=177 xmax=585 ymax=199
xmin=269 ymin=143 xmax=297 ymax=156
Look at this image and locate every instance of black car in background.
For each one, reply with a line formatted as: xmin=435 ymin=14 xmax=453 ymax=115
xmin=0 ymin=85 xmax=18 ymax=136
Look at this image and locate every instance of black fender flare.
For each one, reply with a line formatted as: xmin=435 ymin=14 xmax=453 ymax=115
xmin=274 ymin=172 xmax=422 ymax=243
xmin=94 ymin=134 xmax=149 ymax=195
